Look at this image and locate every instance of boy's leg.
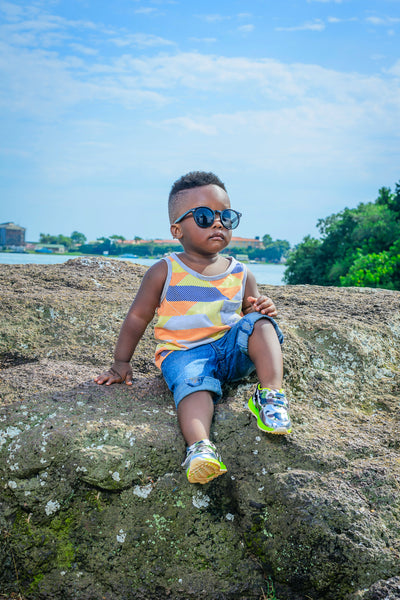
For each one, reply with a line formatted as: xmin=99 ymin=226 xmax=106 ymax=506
xmin=178 ymin=390 xmax=227 ymax=484
xmin=247 ymin=318 xmax=291 ymax=434
xmin=160 ymin=347 xmax=227 ymax=483
xmin=177 ymin=390 xmax=214 ymax=446
xmin=247 ymin=318 xmax=283 ymax=389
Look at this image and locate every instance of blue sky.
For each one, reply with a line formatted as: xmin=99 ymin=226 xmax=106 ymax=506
xmin=1 ymin=0 xmax=399 ymax=245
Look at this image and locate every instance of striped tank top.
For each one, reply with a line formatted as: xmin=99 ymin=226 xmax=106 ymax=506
xmin=154 ymin=253 xmax=247 ymax=368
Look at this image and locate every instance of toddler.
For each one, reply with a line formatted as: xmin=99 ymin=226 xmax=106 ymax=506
xmin=95 ymin=171 xmax=291 ymax=484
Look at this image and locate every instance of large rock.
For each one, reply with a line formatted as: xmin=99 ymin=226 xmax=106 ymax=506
xmin=0 ymin=257 xmax=399 ymax=600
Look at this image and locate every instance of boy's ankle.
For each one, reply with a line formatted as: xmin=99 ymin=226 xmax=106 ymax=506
xmin=186 ymin=438 xmax=211 ymax=450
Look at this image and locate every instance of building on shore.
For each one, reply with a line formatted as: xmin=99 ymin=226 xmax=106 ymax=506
xmin=0 ymin=222 xmax=26 ymax=250
xmin=228 ymin=236 xmax=263 ymax=249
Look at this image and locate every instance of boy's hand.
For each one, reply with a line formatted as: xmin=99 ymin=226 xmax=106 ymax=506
xmin=94 ymin=361 xmax=133 ymax=386
xmin=246 ymin=295 xmax=278 ymax=317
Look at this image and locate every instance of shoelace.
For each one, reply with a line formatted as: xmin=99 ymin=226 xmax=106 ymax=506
xmin=259 ymin=390 xmax=287 ymax=407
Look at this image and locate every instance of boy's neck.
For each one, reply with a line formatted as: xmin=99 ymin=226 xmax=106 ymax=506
xmin=176 ymin=251 xmax=231 ymax=275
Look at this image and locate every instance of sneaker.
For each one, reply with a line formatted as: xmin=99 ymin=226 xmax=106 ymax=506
xmin=248 ymin=385 xmax=291 ymax=434
xmin=182 ymin=439 xmax=227 ymax=484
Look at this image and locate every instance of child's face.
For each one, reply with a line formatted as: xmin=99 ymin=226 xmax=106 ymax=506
xmin=170 ymin=184 xmax=233 ymax=255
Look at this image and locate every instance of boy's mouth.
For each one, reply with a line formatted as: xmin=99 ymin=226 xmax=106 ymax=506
xmin=209 ymin=232 xmax=225 ymax=241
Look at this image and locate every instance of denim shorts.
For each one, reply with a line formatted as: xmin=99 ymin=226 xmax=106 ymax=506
xmin=160 ymin=312 xmax=283 ymax=408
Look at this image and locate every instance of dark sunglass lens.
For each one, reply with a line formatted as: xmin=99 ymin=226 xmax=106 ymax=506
xmin=193 ymin=207 xmax=214 ymax=228
xmin=221 ymin=209 xmax=240 ymax=230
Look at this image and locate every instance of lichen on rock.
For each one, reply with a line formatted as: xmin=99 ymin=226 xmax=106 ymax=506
xmin=0 ymin=258 xmax=399 ymax=600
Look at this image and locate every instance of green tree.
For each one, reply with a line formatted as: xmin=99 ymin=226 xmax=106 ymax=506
xmin=284 ymin=179 xmax=400 ymax=290
xmin=57 ymin=235 xmax=73 ymax=250
xmin=71 ymin=231 xmax=87 ymax=245
xmin=263 ymin=239 xmax=290 ymax=263
xmin=39 ymin=233 xmax=57 ymax=244
xmin=39 ymin=233 xmax=73 ymax=249
xmin=340 ymin=250 xmax=400 ymax=290
xmin=262 ymin=234 xmax=273 ymax=247
xmin=392 ymin=181 xmax=400 ymax=216
xmin=284 ymin=236 xmax=323 ymax=284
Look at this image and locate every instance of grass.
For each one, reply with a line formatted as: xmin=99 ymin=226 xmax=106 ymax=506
xmin=260 ymin=578 xmax=280 ymax=600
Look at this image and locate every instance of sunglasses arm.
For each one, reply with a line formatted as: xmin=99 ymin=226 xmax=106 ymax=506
xmin=173 ymin=209 xmax=192 ymax=225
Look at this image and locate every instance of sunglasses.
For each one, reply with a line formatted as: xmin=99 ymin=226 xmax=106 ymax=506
xmin=174 ymin=206 xmax=242 ymax=230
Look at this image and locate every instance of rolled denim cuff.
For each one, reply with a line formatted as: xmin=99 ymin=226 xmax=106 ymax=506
xmin=237 ymin=313 xmax=284 ymax=356
xmin=173 ymin=375 xmax=222 ymax=408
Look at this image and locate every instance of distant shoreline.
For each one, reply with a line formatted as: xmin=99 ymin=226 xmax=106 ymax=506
xmin=0 ymin=250 xmax=285 ymax=267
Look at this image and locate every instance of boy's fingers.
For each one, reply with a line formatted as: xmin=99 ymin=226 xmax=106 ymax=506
xmin=95 ymin=369 xmax=124 ymax=385
xmin=105 ymin=374 xmax=123 ymax=386
xmin=125 ymin=372 xmax=133 ymax=385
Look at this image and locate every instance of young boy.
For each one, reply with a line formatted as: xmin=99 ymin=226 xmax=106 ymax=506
xmin=95 ymin=171 xmax=291 ymax=484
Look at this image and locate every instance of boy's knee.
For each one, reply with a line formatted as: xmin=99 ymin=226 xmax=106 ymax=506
xmin=247 ymin=314 xmax=284 ymax=345
xmin=252 ymin=317 xmax=273 ymax=331
xmin=245 ymin=315 xmax=272 ymax=338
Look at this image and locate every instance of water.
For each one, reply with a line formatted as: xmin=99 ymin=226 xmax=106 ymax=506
xmin=0 ymin=253 xmax=286 ymax=285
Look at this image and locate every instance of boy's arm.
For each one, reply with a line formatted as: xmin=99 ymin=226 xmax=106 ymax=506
xmin=242 ymin=269 xmax=278 ymax=317
xmin=95 ymin=260 xmax=168 ymax=386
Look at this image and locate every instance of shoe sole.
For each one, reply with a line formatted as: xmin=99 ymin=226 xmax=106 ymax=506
xmin=186 ymin=457 xmax=227 ymax=484
xmin=248 ymin=396 xmax=291 ymax=435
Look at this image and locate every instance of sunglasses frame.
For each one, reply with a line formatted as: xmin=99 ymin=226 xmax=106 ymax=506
xmin=174 ymin=206 xmax=242 ymax=230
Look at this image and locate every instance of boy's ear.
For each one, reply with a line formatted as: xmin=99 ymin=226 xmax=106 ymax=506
xmin=170 ymin=223 xmax=183 ymax=239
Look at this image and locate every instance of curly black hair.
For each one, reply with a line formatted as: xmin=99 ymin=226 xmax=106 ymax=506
xmin=168 ymin=171 xmax=227 ymax=223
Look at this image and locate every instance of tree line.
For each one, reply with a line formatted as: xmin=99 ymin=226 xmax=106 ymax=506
xmin=284 ymin=180 xmax=400 ymax=290
xmin=38 ymin=232 xmax=290 ymax=263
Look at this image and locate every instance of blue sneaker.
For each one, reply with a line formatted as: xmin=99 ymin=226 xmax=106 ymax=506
xmin=182 ymin=439 xmax=227 ymax=484
xmin=248 ymin=386 xmax=291 ymax=434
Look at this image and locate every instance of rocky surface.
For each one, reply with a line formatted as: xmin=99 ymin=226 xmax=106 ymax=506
xmin=0 ymin=257 xmax=399 ymax=600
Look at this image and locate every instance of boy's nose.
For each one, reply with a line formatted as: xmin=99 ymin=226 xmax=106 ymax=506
xmin=212 ymin=211 xmax=223 ymax=227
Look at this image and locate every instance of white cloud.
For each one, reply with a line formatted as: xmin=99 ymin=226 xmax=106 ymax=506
xmin=2 ymin=43 xmax=399 ymax=119
xmin=140 ymin=57 xmax=400 ymax=169
xmin=0 ymin=1 xmax=25 ymax=20
xmin=276 ymin=20 xmax=325 ymax=32
xmin=0 ymin=42 xmax=169 ymax=117
xmin=366 ymin=16 xmax=400 ymax=26
xmin=69 ymin=43 xmax=98 ymax=56
xmin=189 ymin=37 xmax=217 ymax=44
xmin=109 ymin=33 xmax=175 ymax=47
xmin=134 ymin=7 xmax=161 ymax=15
xmin=386 ymin=59 xmax=400 ymax=76
xmin=0 ymin=4 xmax=108 ymax=51
xmin=196 ymin=14 xmax=230 ymax=23
xmin=156 ymin=117 xmax=217 ymax=135
xmin=238 ymin=24 xmax=254 ymax=33
xmin=153 ymin=100 xmax=398 ymax=168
